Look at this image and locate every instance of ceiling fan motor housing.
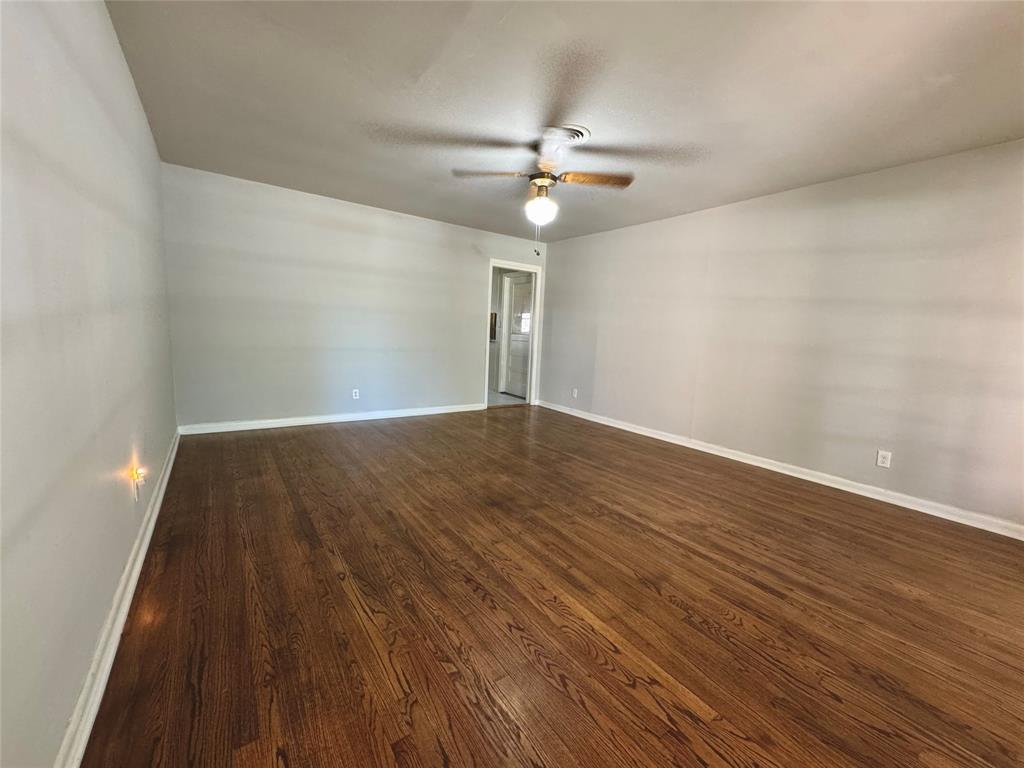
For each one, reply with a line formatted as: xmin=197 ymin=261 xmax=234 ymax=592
xmin=529 ymin=172 xmax=558 ymax=188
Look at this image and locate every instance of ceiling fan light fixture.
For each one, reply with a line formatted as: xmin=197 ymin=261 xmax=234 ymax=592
xmin=524 ymin=186 xmax=558 ymax=226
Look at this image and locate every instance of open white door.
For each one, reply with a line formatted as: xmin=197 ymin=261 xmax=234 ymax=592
xmin=499 ymin=272 xmax=534 ymax=399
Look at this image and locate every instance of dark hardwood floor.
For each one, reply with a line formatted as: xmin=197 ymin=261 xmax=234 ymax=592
xmin=83 ymin=407 xmax=1024 ymax=767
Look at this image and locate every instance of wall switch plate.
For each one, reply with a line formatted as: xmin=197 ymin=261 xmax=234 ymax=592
xmin=352 ymin=388 xmax=360 ymax=400
xmin=571 ymin=388 xmax=579 ymax=399
xmin=876 ymin=449 xmax=892 ymax=469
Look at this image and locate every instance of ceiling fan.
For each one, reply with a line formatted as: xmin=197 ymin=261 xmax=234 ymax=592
xmin=451 ymin=124 xmax=634 ymax=226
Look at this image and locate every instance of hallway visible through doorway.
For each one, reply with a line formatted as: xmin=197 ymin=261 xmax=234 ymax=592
xmin=486 ymin=264 xmax=537 ymax=407
xmin=488 ymin=390 xmax=525 ymax=407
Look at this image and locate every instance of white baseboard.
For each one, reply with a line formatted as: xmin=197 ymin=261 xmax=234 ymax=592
xmin=539 ymin=401 xmax=1024 ymax=542
xmin=178 ymin=403 xmax=487 ymax=435
xmin=54 ymin=430 xmax=181 ymax=768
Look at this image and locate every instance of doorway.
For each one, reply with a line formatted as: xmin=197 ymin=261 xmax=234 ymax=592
xmin=485 ymin=261 xmax=542 ymax=407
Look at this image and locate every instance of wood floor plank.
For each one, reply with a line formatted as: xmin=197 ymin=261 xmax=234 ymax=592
xmin=83 ymin=407 xmax=1024 ymax=767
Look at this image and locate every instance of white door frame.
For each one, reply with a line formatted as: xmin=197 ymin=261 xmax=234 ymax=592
xmin=497 ymin=273 xmax=514 ymax=393
xmin=483 ymin=258 xmax=544 ymax=405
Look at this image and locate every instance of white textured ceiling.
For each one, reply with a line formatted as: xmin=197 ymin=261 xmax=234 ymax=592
xmin=107 ymin=1 xmax=1024 ymax=242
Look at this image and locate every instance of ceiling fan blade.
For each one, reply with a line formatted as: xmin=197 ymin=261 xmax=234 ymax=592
xmin=575 ymin=143 xmax=706 ymax=164
xmin=368 ymin=123 xmax=532 ymax=151
xmin=452 ymin=170 xmax=529 ymax=178
xmin=540 ymin=45 xmax=604 ymax=130
xmin=558 ymin=172 xmax=634 ymax=188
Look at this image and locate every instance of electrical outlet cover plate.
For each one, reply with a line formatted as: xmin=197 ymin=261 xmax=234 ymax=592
xmin=352 ymin=389 xmax=360 ymax=400
xmin=876 ymin=449 xmax=892 ymax=469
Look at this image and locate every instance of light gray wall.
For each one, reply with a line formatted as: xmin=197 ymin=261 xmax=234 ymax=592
xmin=161 ymin=165 xmax=545 ymax=426
xmin=542 ymin=140 xmax=1023 ymax=527
xmin=1 ymin=3 xmax=178 ymax=766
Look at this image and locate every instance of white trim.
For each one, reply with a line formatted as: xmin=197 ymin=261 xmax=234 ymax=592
xmin=179 ymin=403 xmax=486 ymax=435
xmin=539 ymin=401 xmax=1024 ymax=542
xmin=498 ymin=273 xmax=513 ymax=394
xmin=55 ymin=430 xmax=181 ymax=768
xmin=484 ymin=259 xmax=544 ymax=406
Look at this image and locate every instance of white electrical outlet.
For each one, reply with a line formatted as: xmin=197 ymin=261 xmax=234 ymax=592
xmin=352 ymin=388 xmax=360 ymax=400
xmin=571 ymin=387 xmax=579 ymax=399
xmin=876 ymin=449 xmax=892 ymax=469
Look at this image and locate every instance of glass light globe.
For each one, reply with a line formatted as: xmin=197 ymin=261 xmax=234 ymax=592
xmin=524 ymin=193 xmax=558 ymax=226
